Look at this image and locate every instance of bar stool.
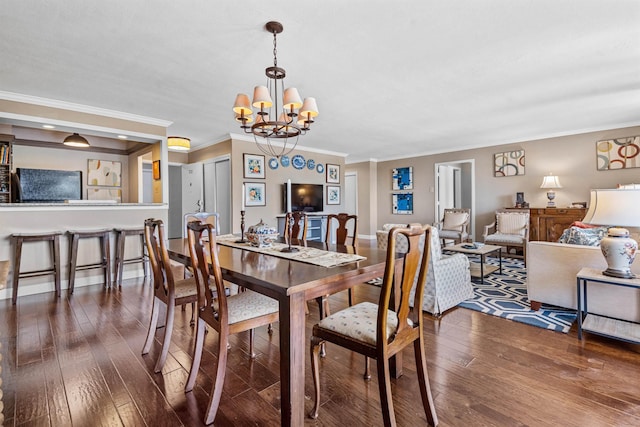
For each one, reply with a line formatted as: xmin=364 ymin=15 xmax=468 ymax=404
xmin=113 ymin=227 xmax=148 ymax=286
xmin=67 ymin=229 xmax=111 ymax=293
xmin=11 ymin=231 xmax=63 ymax=304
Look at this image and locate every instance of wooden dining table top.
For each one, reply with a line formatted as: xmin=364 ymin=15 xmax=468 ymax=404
xmin=166 ymin=237 xmax=389 ymax=301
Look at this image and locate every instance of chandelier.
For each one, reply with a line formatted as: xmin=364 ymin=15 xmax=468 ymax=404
xmin=233 ymin=21 xmax=318 ymax=159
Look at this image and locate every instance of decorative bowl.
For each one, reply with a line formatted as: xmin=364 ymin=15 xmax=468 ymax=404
xmin=245 ymin=219 xmax=279 ymax=248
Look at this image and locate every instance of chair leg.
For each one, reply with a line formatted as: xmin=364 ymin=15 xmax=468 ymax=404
xmin=204 ymin=324 xmax=229 ymax=425
xmin=267 ymin=323 xmax=273 ymax=334
xmin=348 ymin=288 xmax=354 ymax=306
xmin=142 ymin=297 xmax=160 ymax=355
xmin=414 ymin=339 xmax=438 ymax=426
xmin=309 ymin=336 xmax=323 ymax=419
xmin=190 ymin=302 xmax=195 ymax=326
xmin=363 ymin=356 xmax=371 ymax=380
xmin=249 ymin=328 xmax=256 ymax=359
xmin=154 ymin=302 xmax=176 ymax=373
xmin=185 ymin=318 xmax=206 ymax=392
xmin=376 ymin=356 xmax=397 ymax=427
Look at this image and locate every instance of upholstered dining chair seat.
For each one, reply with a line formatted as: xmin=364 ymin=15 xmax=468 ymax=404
xmin=484 ymin=234 xmax=526 ymax=244
xmin=315 ymin=301 xmax=406 ymax=346
xmin=172 ymin=277 xmax=199 ymax=299
xmin=211 ymin=290 xmax=279 ymax=325
xmin=438 ymin=229 xmax=466 ymax=240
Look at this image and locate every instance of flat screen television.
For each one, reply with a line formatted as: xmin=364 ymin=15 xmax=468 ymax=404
xmin=16 ymin=168 xmax=82 ymax=202
xmin=283 ymin=183 xmax=324 ymax=212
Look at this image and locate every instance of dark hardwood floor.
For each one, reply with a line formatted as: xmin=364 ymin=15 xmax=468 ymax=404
xmin=1 ymin=274 xmax=640 ymax=426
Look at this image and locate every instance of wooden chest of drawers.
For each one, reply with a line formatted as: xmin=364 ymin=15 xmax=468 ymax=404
xmin=528 ymin=207 xmax=588 ymax=242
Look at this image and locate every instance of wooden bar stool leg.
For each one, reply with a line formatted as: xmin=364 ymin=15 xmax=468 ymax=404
xmin=12 ymin=236 xmax=23 ymax=305
xmin=102 ymin=232 xmax=111 ymax=288
xmin=68 ymin=234 xmax=80 ymax=294
xmin=53 ymin=235 xmax=61 ymax=298
xmin=116 ymin=231 xmax=126 ymax=286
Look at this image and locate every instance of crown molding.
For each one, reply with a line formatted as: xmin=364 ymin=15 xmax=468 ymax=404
xmin=0 ymin=91 xmax=172 ymax=127
xmin=229 ymin=132 xmax=348 ymax=158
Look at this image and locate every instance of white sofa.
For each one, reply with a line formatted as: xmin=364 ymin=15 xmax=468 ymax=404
xmin=527 ymin=241 xmax=640 ymax=322
xmin=377 ymin=224 xmax=473 ymax=316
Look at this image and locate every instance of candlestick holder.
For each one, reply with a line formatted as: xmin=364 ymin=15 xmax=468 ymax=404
xmin=281 ymin=213 xmax=299 ymax=253
xmin=235 ymin=210 xmax=247 ymax=243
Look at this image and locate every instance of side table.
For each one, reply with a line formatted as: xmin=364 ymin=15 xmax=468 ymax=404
xmin=576 ymin=267 xmax=640 ymax=343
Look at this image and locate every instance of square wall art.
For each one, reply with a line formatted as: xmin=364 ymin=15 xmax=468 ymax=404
xmin=494 ymin=150 xmax=525 ymax=177
xmin=392 ymin=193 xmax=413 ymax=215
xmin=596 ymin=136 xmax=640 ymax=170
xmin=392 ymin=167 xmax=413 ymax=190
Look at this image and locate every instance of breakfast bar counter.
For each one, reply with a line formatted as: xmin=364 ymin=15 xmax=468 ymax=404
xmin=0 ymin=203 xmax=167 ymax=301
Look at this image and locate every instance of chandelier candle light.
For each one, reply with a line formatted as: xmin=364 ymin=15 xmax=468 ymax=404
xmin=582 ymin=188 xmax=640 ymax=279
xmin=233 ymin=21 xmax=318 ymax=159
xmin=540 ymin=174 xmax=562 ymax=207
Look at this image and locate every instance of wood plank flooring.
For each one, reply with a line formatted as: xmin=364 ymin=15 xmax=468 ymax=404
xmin=1 ymin=274 xmax=640 ymax=426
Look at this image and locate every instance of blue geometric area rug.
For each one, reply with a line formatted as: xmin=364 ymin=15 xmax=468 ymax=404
xmin=458 ymin=256 xmax=577 ymax=333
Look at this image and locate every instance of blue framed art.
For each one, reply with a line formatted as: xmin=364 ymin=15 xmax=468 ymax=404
xmin=392 ymin=193 xmax=413 ymax=214
xmin=392 ymin=166 xmax=413 ymax=190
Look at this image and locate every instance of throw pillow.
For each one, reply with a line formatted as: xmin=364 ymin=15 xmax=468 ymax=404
xmin=558 ymin=226 xmax=609 ymax=246
xmin=496 ymin=212 xmax=528 ymax=236
xmin=443 ymin=212 xmax=469 ymax=231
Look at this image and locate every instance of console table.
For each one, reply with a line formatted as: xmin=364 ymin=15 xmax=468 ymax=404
xmin=576 ymin=267 xmax=640 ymax=344
xmin=508 ymin=207 xmax=587 ymax=242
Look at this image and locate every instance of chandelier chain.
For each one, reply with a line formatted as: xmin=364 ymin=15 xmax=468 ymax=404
xmin=273 ymin=32 xmax=278 ymax=67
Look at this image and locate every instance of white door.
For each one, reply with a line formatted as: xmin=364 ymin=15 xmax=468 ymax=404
xmin=181 ymin=163 xmax=204 ymax=236
xmin=203 ymin=157 xmax=231 ymax=234
xmin=345 ymin=172 xmax=357 ymax=215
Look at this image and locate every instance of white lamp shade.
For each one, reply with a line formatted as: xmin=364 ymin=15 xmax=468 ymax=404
xmin=252 ymin=86 xmax=273 ymax=109
xmin=299 ymin=97 xmax=319 ymax=118
xmin=582 ymin=189 xmax=640 ymax=227
xmin=167 ymin=136 xmax=191 ymax=151
xmin=232 ymin=93 xmax=253 ymax=115
xmin=540 ymin=175 xmax=562 ymax=189
xmin=283 ymin=87 xmax=302 ymax=110
xmin=255 ymin=114 xmax=270 ymax=124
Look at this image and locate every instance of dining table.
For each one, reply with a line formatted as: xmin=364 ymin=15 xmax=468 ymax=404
xmin=166 ymin=236 xmax=399 ymax=426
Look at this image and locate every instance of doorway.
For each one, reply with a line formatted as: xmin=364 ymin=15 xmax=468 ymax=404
xmin=203 ymin=156 xmax=231 ymax=234
xmin=434 ymin=160 xmax=475 ymax=238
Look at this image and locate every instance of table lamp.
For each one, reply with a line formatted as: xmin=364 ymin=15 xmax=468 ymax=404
xmin=582 ymin=188 xmax=640 ymax=279
xmin=540 ymin=174 xmax=562 ymax=207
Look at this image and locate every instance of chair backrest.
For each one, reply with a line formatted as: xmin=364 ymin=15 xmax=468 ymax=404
xmin=144 ymin=218 xmax=176 ymax=298
xmin=183 ymin=212 xmax=220 ymax=238
xmin=378 ymin=224 xmax=431 ymax=345
xmin=325 ymin=213 xmax=358 ymax=245
xmin=186 ymin=221 xmax=226 ymax=326
xmin=441 ymin=208 xmax=470 ymax=232
xmin=284 ymin=211 xmax=308 ymax=240
xmin=494 ymin=208 xmax=530 ymax=237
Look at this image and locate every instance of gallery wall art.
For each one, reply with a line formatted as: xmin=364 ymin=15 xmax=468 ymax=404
xmin=596 ymin=136 xmax=640 ymax=170
xmin=494 ymin=150 xmax=525 ymax=177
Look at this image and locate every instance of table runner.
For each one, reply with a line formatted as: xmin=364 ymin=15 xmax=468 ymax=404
xmin=215 ymin=234 xmax=366 ymax=268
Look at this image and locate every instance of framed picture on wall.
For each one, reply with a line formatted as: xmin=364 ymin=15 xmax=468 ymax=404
xmin=243 ymin=153 xmax=266 ymax=179
xmin=244 ymin=182 xmax=266 ymax=206
xmin=392 ymin=193 xmax=413 ymax=214
xmin=327 ymin=185 xmax=340 ymax=205
xmin=88 ymin=159 xmax=122 ymax=186
xmin=152 ymin=160 xmax=161 ymax=180
xmin=392 ymin=166 xmax=413 ymax=190
xmin=596 ymin=135 xmax=640 ymax=170
xmin=326 ymin=164 xmax=340 ymax=183
xmin=494 ymin=150 xmax=525 ymax=176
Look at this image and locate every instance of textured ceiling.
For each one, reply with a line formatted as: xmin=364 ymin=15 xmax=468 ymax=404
xmin=1 ymin=0 xmax=639 ymax=162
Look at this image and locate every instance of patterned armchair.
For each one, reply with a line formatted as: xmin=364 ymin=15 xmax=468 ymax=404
xmin=377 ymin=225 xmax=473 ymax=316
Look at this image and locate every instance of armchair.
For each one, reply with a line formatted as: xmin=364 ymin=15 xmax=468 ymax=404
xmin=377 ymin=225 xmax=473 ymax=316
xmin=483 ymin=209 xmax=529 ymax=264
xmin=435 ymin=208 xmax=470 ymax=246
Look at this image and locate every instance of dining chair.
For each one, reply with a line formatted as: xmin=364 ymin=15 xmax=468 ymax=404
xmin=436 ymin=208 xmax=470 ymax=246
xmin=283 ymin=211 xmax=308 ymax=240
xmin=183 ymin=212 xmax=220 ymax=238
xmin=309 ymin=224 xmax=438 ymax=426
xmin=324 ymin=213 xmax=358 ymax=308
xmin=185 ymin=221 xmax=280 ymax=425
xmin=142 ymin=218 xmax=198 ymax=373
